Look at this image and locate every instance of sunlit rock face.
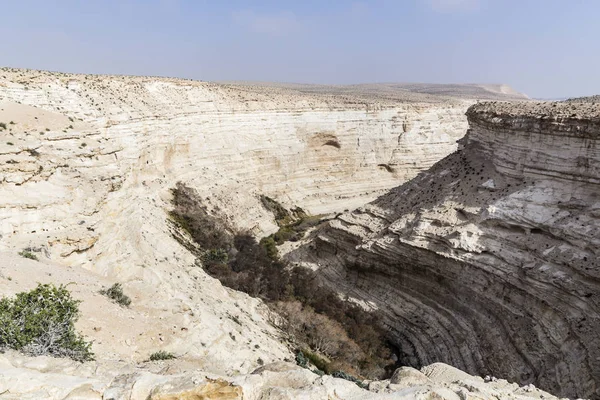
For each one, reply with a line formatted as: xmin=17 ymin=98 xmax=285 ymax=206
xmin=0 ymin=69 xmax=526 ymax=383
xmin=296 ymin=101 xmax=600 ymax=399
xmin=0 ymin=351 xmax=562 ymax=400
xmin=0 ymin=68 xmax=484 ymax=272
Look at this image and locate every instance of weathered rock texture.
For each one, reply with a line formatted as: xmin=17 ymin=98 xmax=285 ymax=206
xmin=295 ymin=101 xmax=600 ymax=399
xmin=0 ymin=68 xmax=486 ymax=262
xmin=0 ymin=352 xmax=560 ymax=400
xmin=0 ymin=68 xmax=530 ymax=397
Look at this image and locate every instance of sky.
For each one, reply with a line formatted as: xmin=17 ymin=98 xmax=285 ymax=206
xmin=0 ymin=0 xmax=598 ymax=99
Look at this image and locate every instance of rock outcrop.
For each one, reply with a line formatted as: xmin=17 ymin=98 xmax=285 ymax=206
xmin=295 ymin=101 xmax=600 ymax=398
xmin=0 ymin=351 xmax=560 ymax=399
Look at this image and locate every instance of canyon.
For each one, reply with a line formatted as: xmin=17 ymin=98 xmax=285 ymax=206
xmin=293 ymin=101 xmax=600 ymax=398
xmin=0 ymin=67 xmax=596 ymax=399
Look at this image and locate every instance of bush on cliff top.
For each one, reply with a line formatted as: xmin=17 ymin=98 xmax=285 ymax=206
xmin=0 ymin=283 xmax=94 ymax=361
xmin=99 ymin=283 xmax=131 ymax=307
xmin=149 ymin=350 xmax=176 ymax=361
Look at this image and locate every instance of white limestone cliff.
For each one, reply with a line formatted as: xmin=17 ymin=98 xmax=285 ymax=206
xmin=0 ymin=67 xmax=551 ymax=399
xmin=0 ymin=69 xmax=476 ymax=264
xmin=0 ymin=70 xmax=476 ymax=372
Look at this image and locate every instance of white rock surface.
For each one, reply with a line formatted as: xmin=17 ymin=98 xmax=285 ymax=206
xmin=0 ymin=69 xmax=478 ymax=271
xmin=0 ymin=68 xmax=544 ymax=399
xmin=0 ymin=352 xmax=561 ymax=400
xmin=0 ymin=68 xmax=479 ymax=377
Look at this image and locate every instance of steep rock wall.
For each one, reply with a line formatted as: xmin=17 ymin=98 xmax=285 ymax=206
xmin=0 ymin=69 xmax=472 ymax=272
xmin=0 ymin=69 xmax=494 ymax=376
xmin=294 ymin=102 xmax=600 ymax=398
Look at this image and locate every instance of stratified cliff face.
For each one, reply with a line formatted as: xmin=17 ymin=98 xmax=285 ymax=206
xmin=0 ymin=69 xmax=475 ymax=268
xmin=1 ymin=69 xmax=528 ymax=380
xmin=297 ymin=101 xmax=600 ymax=398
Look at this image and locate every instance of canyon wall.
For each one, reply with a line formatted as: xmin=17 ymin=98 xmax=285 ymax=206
xmin=0 ymin=69 xmax=527 ymax=381
xmin=295 ymin=101 xmax=600 ymax=398
xmin=0 ymin=69 xmax=480 ymax=272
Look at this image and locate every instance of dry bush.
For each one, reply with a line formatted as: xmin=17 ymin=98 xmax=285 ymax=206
xmin=272 ymin=301 xmax=362 ymax=362
xmin=99 ymin=283 xmax=131 ymax=307
xmin=170 ymin=183 xmax=396 ymax=379
xmin=149 ymin=350 xmax=176 ymax=361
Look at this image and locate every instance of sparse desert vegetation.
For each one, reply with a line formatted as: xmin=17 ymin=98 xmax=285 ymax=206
xmin=99 ymin=283 xmax=131 ymax=307
xmin=149 ymin=350 xmax=176 ymax=361
xmin=169 ymin=183 xmax=395 ymax=380
xmin=0 ymin=284 xmax=94 ymax=361
xmin=18 ymin=249 xmax=38 ymax=260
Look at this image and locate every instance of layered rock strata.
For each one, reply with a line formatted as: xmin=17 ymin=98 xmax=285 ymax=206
xmin=0 ymin=68 xmax=480 ymax=267
xmin=295 ymin=101 xmax=600 ymax=398
xmin=0 ymin=69 xmax=525 ymax=387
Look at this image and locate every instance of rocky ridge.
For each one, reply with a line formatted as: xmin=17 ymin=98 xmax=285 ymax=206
xmin=0 ymin=351 xmax=561 ymax=400
xmin=293 ymin=101 xmax=600 ymax=398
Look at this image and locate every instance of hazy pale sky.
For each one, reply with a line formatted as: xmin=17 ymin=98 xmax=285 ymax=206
xmin=1 ymin=0 xmax=598 ymax=99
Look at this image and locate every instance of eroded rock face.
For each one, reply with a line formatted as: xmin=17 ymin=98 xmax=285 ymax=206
xmin=0 ymin=69 xmax=528 ymax=392
xmin=295 ymin=101 xmax=600 ymax=398
xmin=0 ymin=69 xmax=480 ymax=273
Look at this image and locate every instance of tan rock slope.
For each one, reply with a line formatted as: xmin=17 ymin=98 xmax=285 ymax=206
xmin=294 ymin=101 xmax=600 ymax=398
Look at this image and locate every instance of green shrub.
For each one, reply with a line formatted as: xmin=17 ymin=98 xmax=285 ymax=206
xmin=201 ymin=248 xmax=228 ymax=266
xmin=300 ymin=348 xmax=331 ymax=373
xmin=296 ymin=349 xmax=308 ymax=368
xmin=0 ymin=122 xmax=6 ymax=130
xmin=18 ymin=250 xmax=38 ymax=260
xmin=99 ymin=283 xmax=131 ymax=307
xmin=149 ymin=350 xmax=176 ymax=361
xmin=0 ymin=284 xmax=93 ymax=361
xmin=332 ymin=370 xmax=367 ymax=389
xmin=271 ymin=226 xmax=297 ymax=244
xmin=260 ymin=195 xmax=292 ymax=225
xmin=259 ymin=236 xmax=278 ymax=260
xmin=261 ymin=199 xmax=323 ymax=250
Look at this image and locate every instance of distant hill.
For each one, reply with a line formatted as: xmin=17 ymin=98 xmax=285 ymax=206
xmin=219 ymin=81 xmax=529 ymax=103
xmin=564 ymin=95 xmax=600 ymax=103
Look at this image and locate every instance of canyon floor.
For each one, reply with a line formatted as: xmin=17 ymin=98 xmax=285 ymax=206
xmin=0 ymin=68 xmax=596 ymax=399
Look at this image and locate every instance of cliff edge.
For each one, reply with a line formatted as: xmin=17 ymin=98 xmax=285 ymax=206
xmin=295 ymin=101 xmax=600 ymax=398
